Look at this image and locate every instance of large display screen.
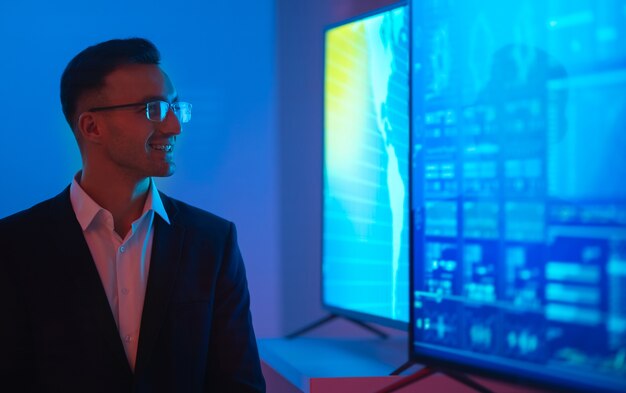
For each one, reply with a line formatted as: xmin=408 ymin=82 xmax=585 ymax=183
xmin=323 ymin=3 xmax=409 ymax=326
xmin=411 ymin=0 xmax=626 ymax=391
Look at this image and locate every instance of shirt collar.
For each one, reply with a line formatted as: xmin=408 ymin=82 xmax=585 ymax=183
xmin=70 ymin=173 xmax=170 ymax=231
xmin=70 ymin=174 xmax=104 ymax=231
xmin=148 ymin=178 xmax=170 ymax=225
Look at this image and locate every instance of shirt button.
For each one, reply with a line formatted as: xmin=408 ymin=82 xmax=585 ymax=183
xmin=124 ymin=335 xmax=132 ymax=343
xmin=119 ymin=246 xmax=126 ymax=253
xmin=121 ymin=288 xmax=129 ymax=295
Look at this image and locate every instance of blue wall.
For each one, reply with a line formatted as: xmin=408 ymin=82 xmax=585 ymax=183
xmin=0 ymin=0 xmax=279 ymax=336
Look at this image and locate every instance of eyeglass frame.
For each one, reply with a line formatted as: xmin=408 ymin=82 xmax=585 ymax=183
xmin=87 ymin=100 xmax=192 ymax=123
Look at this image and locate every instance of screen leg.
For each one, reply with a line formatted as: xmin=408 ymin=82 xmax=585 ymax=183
xmin=285 ymin=314 xmax=389 ymax=339
xmin=376 ymin=366 xmax=495 ymax=393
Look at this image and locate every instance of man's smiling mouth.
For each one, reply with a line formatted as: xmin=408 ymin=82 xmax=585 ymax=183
xmin=149 ymin=143 xmax=174 ymax=152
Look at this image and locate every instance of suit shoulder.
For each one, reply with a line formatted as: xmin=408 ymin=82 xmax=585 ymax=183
xmin=163 ymin=195 xmax=234 ymax=234
xmin=0 ymin=192 xmax=65 ymax=233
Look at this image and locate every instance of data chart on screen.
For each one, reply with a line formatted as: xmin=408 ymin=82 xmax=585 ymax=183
xmin=411 ymin=0 xmax=626 ymax=391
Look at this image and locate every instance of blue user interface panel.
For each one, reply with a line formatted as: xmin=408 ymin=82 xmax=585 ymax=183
xmin=411 ymin=0 xmax=626 ymax=391
xmin=323 ymin=4 xmax=409 ymax=325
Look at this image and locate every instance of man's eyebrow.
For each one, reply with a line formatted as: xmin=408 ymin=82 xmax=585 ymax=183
xmin=141 ymin=95 xmax=179 ymax=103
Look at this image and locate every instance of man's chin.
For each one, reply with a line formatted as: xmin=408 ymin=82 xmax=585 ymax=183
xmin=153 ymin=164 xmax=176 ymax=178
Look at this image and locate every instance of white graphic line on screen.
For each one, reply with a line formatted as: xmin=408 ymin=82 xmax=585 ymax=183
xmin=329 ymin=302 xmax=405 ymax=308
xmin=325 ymin=174 xmax=385 ymax=189
xmin=326 ymin=85 xmax=370 ymax=104
xmin=326 ymin=106 xmax=379 ymax=126
xmin=324 ymin=234 xmax=392 ymax=247
xmin=327 ymin=31 xmax=369 ymax=51
xmin=325 ymin=192 xmax=402 ymax=208
xmin=323 ymin=214 xmax=394 ymax=227
xmin=325 ymin=54 xmax=367 ymax=74
xmin=326 ymin=58 xmax=367 ymax=77
xmin=325 ymin=49 xmax=367 ymax=67
xmin=325 ymin=280 xmax=398 ymax=286
xmin=548 ymin=11 xmax=594 ymax=29
xmin=325 ymin=256 xmax=409 ymax=265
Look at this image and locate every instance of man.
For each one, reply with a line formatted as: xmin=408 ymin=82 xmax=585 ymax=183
xmin=0 ymin=38 xmax=266 ymax=393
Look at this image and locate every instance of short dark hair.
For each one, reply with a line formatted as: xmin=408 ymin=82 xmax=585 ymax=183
xmin=60 ymin=38 xmax=161 ymax=129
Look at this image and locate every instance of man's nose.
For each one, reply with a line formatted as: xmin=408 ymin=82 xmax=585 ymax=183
xmin=159 ymin=107 xmax=182 ymax=135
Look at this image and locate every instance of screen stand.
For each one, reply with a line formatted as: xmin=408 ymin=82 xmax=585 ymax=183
xmin=377 ymin=365 xmax=495 ymax=393
xmin=390 ymin=360 xmax=414 ymax=375
xmin=285 ymin=314 xmax=388 ymax=339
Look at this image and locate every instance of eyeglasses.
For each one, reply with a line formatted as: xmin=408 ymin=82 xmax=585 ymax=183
xmin=88 ymin=100 xmax=192 ymax=123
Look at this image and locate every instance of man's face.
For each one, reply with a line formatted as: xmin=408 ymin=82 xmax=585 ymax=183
xmin=89 ymin=63 xmax=182 ymax=180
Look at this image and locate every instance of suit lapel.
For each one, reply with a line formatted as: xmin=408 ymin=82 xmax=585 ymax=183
xmin=50 ymin=188 xmax=132 ymax=376
xmin=135 ymin=194 xmax=185 ymax=376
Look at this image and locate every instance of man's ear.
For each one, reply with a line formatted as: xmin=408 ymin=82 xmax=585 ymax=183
xmin=77 ymin=112 xmax=103 ymax=144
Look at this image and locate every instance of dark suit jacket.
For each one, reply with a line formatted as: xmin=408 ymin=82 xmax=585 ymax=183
xmin=0 ymin=187 xmax=266 ymax=393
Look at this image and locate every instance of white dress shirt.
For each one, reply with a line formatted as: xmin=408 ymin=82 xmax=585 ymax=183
xmin=69 ymin=175 xmax=170 ymax=371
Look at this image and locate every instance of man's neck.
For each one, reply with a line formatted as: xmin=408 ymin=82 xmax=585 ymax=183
xmin=79 ymin=169 xmax=151 ymax=238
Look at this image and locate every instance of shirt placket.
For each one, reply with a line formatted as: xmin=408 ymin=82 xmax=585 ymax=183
xmin=117 ymin=232 xmax=139 ymax=369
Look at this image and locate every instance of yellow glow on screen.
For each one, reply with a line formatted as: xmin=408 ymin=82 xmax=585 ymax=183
xmin=324 ymin=21 xmax=371 ymax=178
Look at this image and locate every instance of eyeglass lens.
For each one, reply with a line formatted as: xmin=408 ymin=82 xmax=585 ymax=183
xmin=147 ymin=101 xmax=192 ymax=123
